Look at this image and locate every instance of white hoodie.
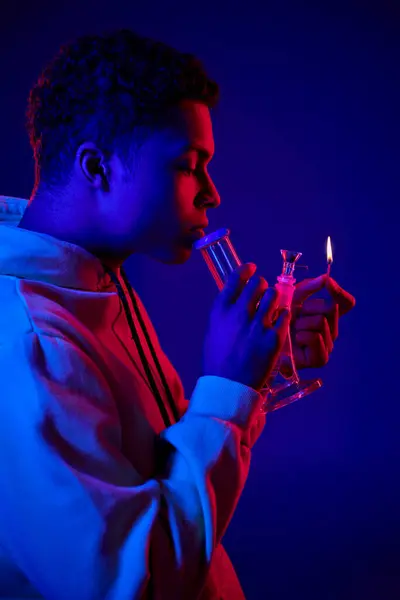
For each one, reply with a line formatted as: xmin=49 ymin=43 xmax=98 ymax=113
xmin=0 ymin=196 xmax=265 ymax=600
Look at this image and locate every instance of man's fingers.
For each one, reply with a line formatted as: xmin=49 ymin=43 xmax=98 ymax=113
xmin=325 ymin=277 xmax=356 ymax=316
xmin=273 ymin=308 xmax=291 ymax=346
xmin=293 ymin=315 xmax=334 ymax=354
xmin=293 ymin=299 xmax=339 ymax=341
xmin=292 ymin=275 xmax=327 ymax=306
xmin=294 ymin=331 xmax=329 ymax=369
xmin=293 ymin=274 xmax=356 ymax=318
xmin=257 ymin=287 xmax=280 ymax=327
xmin=220 ymin=263 xmax=257 ymax=307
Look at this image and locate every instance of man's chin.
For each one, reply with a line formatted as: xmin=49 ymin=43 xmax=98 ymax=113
xmin=149 ymin=244 xmax=192 ymax=265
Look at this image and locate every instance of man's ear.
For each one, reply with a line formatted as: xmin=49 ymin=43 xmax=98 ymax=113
xmin=75 ymin=142 xmax=110 ymax=191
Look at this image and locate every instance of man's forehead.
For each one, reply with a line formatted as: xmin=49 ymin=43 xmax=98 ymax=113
xmin=166 ymin=101 xmax=214 ymax=151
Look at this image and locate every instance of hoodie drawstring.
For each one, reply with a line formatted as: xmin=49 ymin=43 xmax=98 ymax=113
xmin=103 ymin=265 xmax=179 ymax=427
xmin=120 ymin=268 xmax=180 ymax=423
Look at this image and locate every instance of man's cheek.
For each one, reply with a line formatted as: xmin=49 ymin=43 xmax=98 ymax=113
xmin=174 ymin=184 xmax=199 ymax=216
xmin=175 ymin=176 xmax=198 ymax=197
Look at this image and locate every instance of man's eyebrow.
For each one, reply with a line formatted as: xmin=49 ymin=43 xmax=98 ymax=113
xmin=182 ymin=144 xmax=213 ymax=160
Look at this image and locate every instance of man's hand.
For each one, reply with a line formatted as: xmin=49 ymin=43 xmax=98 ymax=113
xmin=290 ymin=274 xmax=356 ymax=370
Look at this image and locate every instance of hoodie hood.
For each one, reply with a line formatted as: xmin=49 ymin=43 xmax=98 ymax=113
xmin=0 ymin=195 xmax=28 ymax=224
xmin=0 ymin=195 xmax=180 ymax=426
xmin=0 ymin=195 xmax=116 ymax=292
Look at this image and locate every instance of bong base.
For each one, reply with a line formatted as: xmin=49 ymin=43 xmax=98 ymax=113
xmin=261 ymin=377 xmax=323 ymax=413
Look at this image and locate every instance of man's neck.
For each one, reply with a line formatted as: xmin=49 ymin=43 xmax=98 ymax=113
xmin=18 ymin=195 xmax=125 ymax=273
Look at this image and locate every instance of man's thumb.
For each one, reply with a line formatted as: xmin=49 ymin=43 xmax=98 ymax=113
xmin=292 ymin=274 xmax=327 ymax=305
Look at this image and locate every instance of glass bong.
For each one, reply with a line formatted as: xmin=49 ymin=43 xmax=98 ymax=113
xmin=193 ymin=228 xmax=323 ymax=412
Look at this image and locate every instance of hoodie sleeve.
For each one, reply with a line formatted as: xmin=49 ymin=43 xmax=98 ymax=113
xmin=0 ymin=331 xmax=265 ymax=600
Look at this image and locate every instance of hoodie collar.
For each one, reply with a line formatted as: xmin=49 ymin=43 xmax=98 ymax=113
xmin=0 ymin=195 xmax=118 ymax=292
xmin=0 ymin=195 xmax=178 ymax=425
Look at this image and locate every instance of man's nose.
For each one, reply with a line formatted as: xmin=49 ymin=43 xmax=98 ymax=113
xmin=203 ymin=177 xmax=221 ymax=209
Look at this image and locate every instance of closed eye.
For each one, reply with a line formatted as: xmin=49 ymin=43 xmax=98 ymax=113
xmin=178 ymin=165 xmax=201 ymax=176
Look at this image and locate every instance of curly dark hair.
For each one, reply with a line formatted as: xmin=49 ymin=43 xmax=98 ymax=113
xmin=26 ymin=29 xmax=219 ymax=186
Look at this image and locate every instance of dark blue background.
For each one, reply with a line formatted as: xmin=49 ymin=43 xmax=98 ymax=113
xmin=1 ymin=2 xmax=399 ymax=598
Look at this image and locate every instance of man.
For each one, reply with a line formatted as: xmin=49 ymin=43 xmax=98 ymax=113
xmin=0 ymin=30 xmax=355 ymax=599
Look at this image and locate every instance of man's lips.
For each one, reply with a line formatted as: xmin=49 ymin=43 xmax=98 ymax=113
xmin=188 ymin=229 xmax=205 ymax=239
xmin=190 ymin=222 xmax=209 ymax=232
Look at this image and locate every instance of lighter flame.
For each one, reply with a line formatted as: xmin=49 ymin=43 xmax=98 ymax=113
xmin=326 ymin=236 xmax=333 ymax=264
